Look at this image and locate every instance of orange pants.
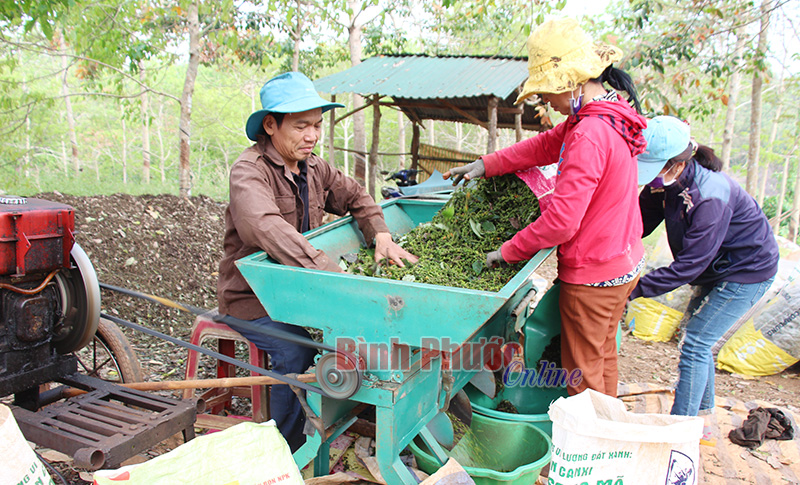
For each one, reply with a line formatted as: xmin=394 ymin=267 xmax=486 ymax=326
xmin=559 ymin=277 xmax=638 ymax=397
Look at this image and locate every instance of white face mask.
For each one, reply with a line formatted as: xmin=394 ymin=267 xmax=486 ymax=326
xmin=569 ymin=86 xmax=584 ymax=115
xmin=660 ymin=163 xmax=682 ymax=187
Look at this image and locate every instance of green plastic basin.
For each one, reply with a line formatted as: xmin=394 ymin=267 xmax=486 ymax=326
xmin=464 ymin=378 xmax=567 ymax=436
xmin=409 ymin=413 xmax=552 ymax=485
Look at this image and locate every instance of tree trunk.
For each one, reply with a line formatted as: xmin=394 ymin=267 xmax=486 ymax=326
xmin=291 ymin=0 xmax=303 ymax=71
xmin=721 ymin=28 xmax=746 ymax=171
xmin=745 ymin=0 xmax=772 ymax=195
xmin=773 ymin=153 xmax=790 ymax=234
xmin=758 ymin=70 xmax=786 ymax=206
xmin=757 ymin=165 xmax=769 ymax=207
xmin=398 ymin=111 xmax=406 ymax=169
xmin=791 ymin=155 xmax=800 ymax=241
xmin=121 ymin=105 xmax=128 ymax=184
xmin=157 ymin=103 xmax=166 ymax=182
xmin=328 ymin=94 xmax=336 ymax=166
xmin=787 ymin=110 xmax=800 ymax=240
xmin=343 ymin=117 xmax=350 ymax=176
xmin=61 ymin=139 xmax=67 ymax=174
xmin=178 ymin=1 xmax=200 ymax=197
xmin=24 ymin=88 xmax=30 ymax=176
xmin=487 ymin=96 xmax=498 ymax=153
xmin=58 ymin=31 xmax=79 ymax=176
xmin=368 ymin=95 xmax=381 ymax=199
xmin=347 ymin=0 xmax=366 ymax=187
xmin=411 ymin=122 xmax=420 ymax=173
xmin=140 ymin=65 xmax=151 ymax=184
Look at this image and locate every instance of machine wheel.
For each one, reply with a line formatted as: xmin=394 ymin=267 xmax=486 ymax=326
xmin=73 ymin=317 xmax=144 ymax=383
xmin=315 ymin=351 xmax=362 ymax=399
xmin=52 ymin=243 xmax=101 ymax=353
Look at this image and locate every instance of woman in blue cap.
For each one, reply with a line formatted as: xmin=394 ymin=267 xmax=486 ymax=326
xmin=632 ymin=115 xmax=779 ymax=444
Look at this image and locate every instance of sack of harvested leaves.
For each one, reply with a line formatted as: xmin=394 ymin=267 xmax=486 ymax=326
xmin=345 ymin=174 xmax=541 ymax=291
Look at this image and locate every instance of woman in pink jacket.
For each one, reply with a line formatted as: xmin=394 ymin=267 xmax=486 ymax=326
xmin=446 ymin=18 xmax=647 ymax=397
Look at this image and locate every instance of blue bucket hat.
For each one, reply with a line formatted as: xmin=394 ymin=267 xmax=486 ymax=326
xmin=245 ymin=72 xmax=344 ymax=141
xmin=637 ymin=116 xmax=691 ymax=185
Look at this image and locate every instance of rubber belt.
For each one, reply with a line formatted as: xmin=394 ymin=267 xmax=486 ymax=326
xmin=100 ymin=312 xmax=330 ymax=397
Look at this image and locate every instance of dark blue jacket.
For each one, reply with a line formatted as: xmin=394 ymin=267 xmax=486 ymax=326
xmin=630 ymin=160 xmax=779 ymax=299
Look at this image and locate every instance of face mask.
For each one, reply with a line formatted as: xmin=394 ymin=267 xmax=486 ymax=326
xmin=569 ymin=86 xmax=584 ymax=115
xmin=649 ymin=176 xmax=664 ymax=189
xmin=659 ymin=163 xmax=682 ymax=187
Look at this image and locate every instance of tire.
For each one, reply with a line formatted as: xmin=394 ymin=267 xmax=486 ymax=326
xmin=73 ymin=317 xmax=144 ymax=383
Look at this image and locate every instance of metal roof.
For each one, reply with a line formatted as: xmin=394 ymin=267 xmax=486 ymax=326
xmin=314 ymin=55 xmax=529 ymax=99
xmin=314 ymin=55 xmax=548 ymax=132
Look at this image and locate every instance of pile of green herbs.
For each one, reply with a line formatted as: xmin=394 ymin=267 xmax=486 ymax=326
xmin=345 ymin=174 xmax=541 ymax=291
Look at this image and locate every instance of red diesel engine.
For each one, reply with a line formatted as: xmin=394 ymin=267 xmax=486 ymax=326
xmin=0 ymin=196 xmax=100 ymax=397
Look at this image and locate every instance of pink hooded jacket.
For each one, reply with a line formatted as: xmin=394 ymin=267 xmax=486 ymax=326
xmin=482 ymin=98 xmax=647 ymax=285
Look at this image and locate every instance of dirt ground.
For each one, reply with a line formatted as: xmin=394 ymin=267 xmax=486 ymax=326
xmin=33 ymin=192 xmax=800 ymax=483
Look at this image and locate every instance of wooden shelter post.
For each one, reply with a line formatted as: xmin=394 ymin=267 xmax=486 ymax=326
xmin=368 ymin=94 xmax=381 ymax=199
xmin=328 ymin=94 xmax=337 ymax=167
xmin=411 ymin=122 xmax=420 ymax=172
xmin=487 ymin=96 xmax=498 ymax=153
xmin=515 ymin=105 xmax=523 ymax=142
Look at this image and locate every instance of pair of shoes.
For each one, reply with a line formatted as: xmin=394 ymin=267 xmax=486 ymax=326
xmin=700 ymin=425 xmax=717 ymax=447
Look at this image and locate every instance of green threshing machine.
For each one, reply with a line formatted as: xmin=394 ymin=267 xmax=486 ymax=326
xmin=235 ymin=197 xmax=556 ymax=484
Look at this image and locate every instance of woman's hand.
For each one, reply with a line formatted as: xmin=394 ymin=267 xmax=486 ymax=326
xmin=486 ymin=249 xmax=506 ymax=268
xmin=443 ymin=159 xmax=485 ymax=185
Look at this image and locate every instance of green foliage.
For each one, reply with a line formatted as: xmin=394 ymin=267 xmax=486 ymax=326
xmin=345 ymin=175 xmax=541 ymax=291
xmin=610 ymin=0 xmax=763 ymax=120
xmin=0 ymin=0 xmax=74 ymax=39
xmin=418 ymin=0 xmax=553 ymax=57
xmin=761 ymin=158 xmax=798 ymax=237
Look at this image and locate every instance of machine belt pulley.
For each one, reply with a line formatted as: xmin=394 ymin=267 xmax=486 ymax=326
xmin=99 ymin=284 xmax=363 ymax=399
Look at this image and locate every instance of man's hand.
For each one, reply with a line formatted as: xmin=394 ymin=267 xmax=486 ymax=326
xmin=486 ymin=249 xmax=506 ymax=269
xmin=443 ymin=158 xmax=485 ymax=186
xmin=374 ymin=232 xmax=419 ymax=268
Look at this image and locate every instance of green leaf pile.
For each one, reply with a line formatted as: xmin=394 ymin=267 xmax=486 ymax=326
xmin=346 ymin=174 xmax=541 ymax=291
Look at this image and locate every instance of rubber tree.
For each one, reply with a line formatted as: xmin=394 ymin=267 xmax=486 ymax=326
xmin=720 ymin=28 xmax=747 ymax=171
xmin=177 ymin=0 xmax=200 ymax=197
xmin=146 ymin=0 xmax=252 ymax=196
xmin=745 ymin=0 xmax=773 ymax=196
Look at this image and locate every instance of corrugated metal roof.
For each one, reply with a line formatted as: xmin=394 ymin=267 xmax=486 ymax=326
xmin=314 ymin=55 xmax=529 ymax=100
xmin=314 ymin=54 xmax=549 ymax=132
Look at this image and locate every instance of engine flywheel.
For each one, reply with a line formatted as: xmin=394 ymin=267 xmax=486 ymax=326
xmin=52 ymin=243 xmax=101 ymax=353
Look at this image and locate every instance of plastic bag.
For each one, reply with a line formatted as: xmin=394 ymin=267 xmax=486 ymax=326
xmin=93 ymin=420 xmax=303 ymax=485
xmin=716 ymin=269 xmax=800 ymax=376
xmin=717 ymin=320 xmax=800 ymax=376
xmin=0 ymin=404 xmax=56 ymax=485
xmin=515 ymin=164 xmax=557 ymax=212
xmin=625 ymin=297 xmax=683 ymax=342
xmin=547 ymin=389 xmax=702 ymax=485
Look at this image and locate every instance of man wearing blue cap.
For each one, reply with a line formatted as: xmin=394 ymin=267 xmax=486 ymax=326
xmin=217 ymin=72 xmax=417 ymax=451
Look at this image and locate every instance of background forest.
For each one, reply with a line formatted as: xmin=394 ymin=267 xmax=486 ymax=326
xmin=2 ymin=0 xmax=799 ymax=238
